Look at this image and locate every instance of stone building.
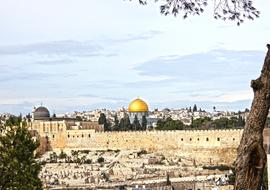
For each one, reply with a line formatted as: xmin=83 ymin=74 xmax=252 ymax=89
xmin=28 ymin=106 xmax=104 ymax=152
xmin=128 ymin=98 xmax=149 ymax=125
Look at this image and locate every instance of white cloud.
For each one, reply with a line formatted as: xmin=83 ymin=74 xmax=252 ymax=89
xmin=0 ymin=0 xmax=269 ymax=114
xmin=215 ymin=90 xmax=253 ymax=102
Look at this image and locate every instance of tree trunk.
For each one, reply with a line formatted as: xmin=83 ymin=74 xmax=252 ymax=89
xmin=235 ymin=44 xmax=270 ymax=190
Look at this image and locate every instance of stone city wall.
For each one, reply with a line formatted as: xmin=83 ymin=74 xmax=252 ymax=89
xmin=62 ymin=129 xmax=243 ymax=150
xmin=48 ymin=129 xmax=244 ymax=165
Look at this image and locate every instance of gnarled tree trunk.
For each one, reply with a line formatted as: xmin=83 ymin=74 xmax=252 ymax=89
xmin=235 ymin=44 xmax=270 ymax=190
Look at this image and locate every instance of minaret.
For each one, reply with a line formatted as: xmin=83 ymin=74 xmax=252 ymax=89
xmin=31 ymin=107 xmax=36 ymax=121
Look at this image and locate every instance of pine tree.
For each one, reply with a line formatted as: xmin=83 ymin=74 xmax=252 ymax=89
xmin=0 ymin=125 xmax=42 ymax=190
xmin=5 ymin=115 xmax=21 ymax=127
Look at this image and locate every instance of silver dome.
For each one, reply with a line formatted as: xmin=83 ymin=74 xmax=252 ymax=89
xmin=33 ymin=106 xmax=50 ymax=120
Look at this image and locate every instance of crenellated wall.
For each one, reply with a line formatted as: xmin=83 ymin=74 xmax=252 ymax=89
xmin=61 ymin=129 xmax=242 ymax=149
xmin=47 ymin=129 xmax=244 ymax=165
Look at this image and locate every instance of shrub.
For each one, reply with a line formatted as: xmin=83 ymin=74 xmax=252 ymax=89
xmin=138 ymin=149 xmax=148 ymax=156
xmin=97 ymin=157 xmax=105 ymax=163
xmin=59 ymin=150 xmax=67 ymax=159
xmin=85 ymin=159 xmax=92 ymax=164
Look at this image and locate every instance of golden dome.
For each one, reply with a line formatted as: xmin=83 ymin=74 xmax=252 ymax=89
xmin=128 ymin=98 xmax=149 ymax=112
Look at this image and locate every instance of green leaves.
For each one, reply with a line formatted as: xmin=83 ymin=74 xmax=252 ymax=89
xmin=0 ymin=125 xmax=42 ymax=190
xmin=136 ymin=0 xmax=260 ymax=25
xmin=98 ymin=113 xmax=112 ymax=131
xmin=156 ymin=117 xmax=184 ymax=130
xmin=190 ymin=116 xmax=245 ymax=129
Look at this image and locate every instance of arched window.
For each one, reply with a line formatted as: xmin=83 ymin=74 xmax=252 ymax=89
xmin=206 ymin=137 xmax=209 ymax=141
xmin=88 ymin=134 xmax=91 ymax=138
xmin=190 ymin=138 xmax=192 ymax=141
xmin=217 ymin=137 xmax=220 ymax=141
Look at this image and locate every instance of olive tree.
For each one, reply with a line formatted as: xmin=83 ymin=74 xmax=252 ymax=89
xmin=133 ymin=0 xmax=260 ymax=25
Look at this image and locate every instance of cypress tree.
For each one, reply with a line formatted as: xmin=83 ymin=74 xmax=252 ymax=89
xmin=132 ymin=115 xmax=141 ymax=131
xmin=119 ymin=114 xmax=132 ymax=131
xmin=192 ymin=104 xmax=197 ymax=112
xmin=98 ymin=113 xmax=107 ymax=125
xmin=98 ymin=113 xmax=110 ymax=131
xmin=113 ymin=114 xmax=119 ymax=130
xmin=142 ymin=115 xmax=147 ymax=130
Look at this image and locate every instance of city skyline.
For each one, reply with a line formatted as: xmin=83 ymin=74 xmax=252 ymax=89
xmin=0 ymin=0 xmax=270 ymax=114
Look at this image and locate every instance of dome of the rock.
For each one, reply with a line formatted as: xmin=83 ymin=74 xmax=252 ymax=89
xmin=128 ymin=98 xmax=149 ymax=112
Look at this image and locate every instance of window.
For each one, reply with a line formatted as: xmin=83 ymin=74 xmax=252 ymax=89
xmin=206 ymin=137 xmax=209 ymax=141
xmin=88 ymin=134 xmax=91 ymax=138
xmin=68 ymin=134 xmax=70 ymax=138
xmin=190 ymin=138 xmax=192 ymax=141
xmin=181 ymin=138 xmax=183 ymax=141
xmin=217 ymin=137 xmax=220 ymax=141
xmin=197 ymin=138 xmax=200 ymax=141
xmin=82 ymin=134 xmax=84 ymax=138
xmin=233 ymin=138 xmax=235 ymax=141
xmin=52 ymin=135 xmax=55 ymax=138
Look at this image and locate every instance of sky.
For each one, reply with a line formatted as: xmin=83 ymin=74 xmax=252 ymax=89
xmin=0 ymin=0 xmax=270 ymax=114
